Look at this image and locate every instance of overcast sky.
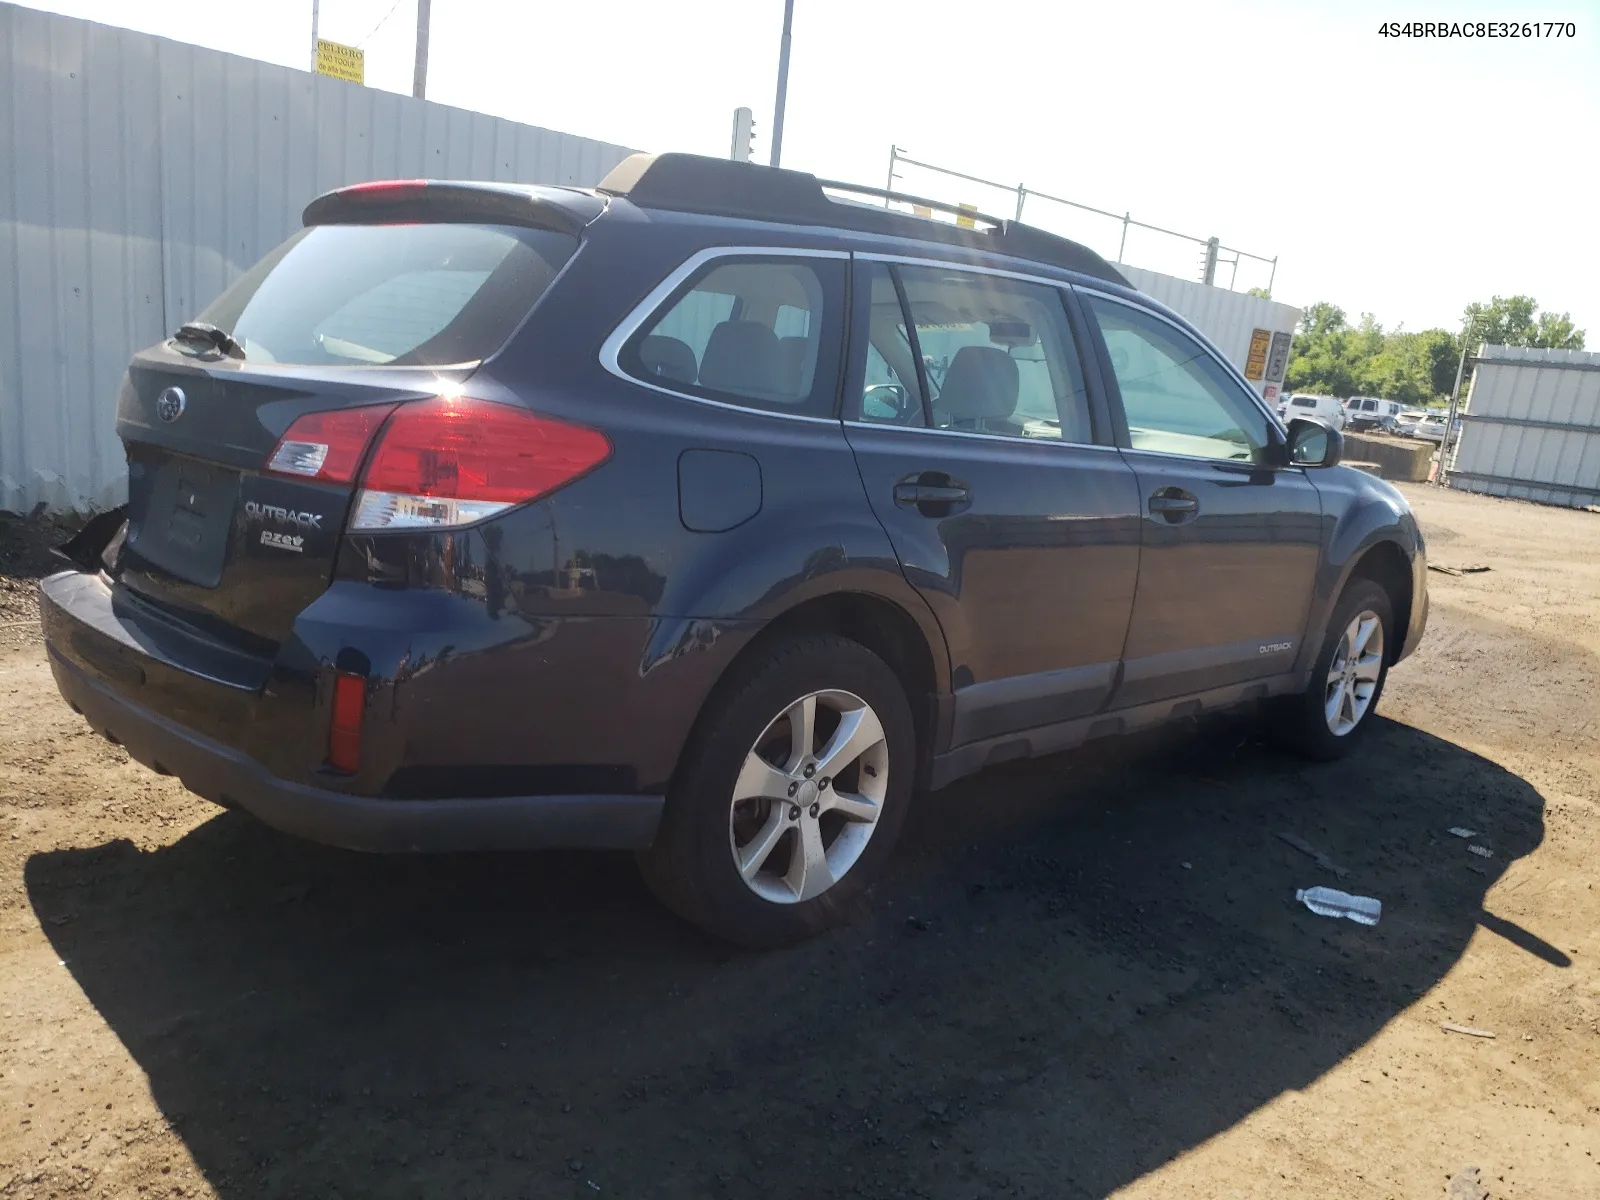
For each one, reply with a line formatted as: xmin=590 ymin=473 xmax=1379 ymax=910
xmin=20 ymin=0 xmax=1600 ymax=337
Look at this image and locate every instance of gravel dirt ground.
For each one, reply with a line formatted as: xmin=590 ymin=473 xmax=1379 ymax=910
xmin=1 ymin=483 xmax=1597 ymax=1200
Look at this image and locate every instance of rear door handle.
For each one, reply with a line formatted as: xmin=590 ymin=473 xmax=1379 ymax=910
xmin=893 ymin=474 xmax=970 ymax=516
xmin=1148 ymin=487 xmax=1199 ymax=523
xmin=895 ymin=483 xmax=969 ymax=506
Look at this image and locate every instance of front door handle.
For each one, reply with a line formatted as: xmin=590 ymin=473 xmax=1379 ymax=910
xmin=894 ymin=473 xmax=970 ymax=516
xmin=1148 ymin=487 xmax=1199 ymax=523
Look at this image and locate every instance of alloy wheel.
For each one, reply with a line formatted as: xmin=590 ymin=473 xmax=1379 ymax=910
xmin=1325 ymin=610 xmax=1384 ymax=736
xmin=727 ymin=689 xmax=889 ymax=904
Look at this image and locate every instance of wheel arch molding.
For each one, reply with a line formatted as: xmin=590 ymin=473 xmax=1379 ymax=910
xmin=1299 ymin=500 xmax=1421 ymax=680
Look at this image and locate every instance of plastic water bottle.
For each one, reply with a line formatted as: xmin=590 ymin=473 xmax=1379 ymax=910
xmin=1296 ymin=887 xmax=1382 ymax=926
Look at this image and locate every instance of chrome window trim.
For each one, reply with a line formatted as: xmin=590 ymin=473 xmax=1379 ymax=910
xmin=841 ymin=419 xmax=1122 ymax=453
xmin=854 ymin=253 xmax=1105 ymax=451
xmin=1074 ymin=284 xmax=1288 ymax=437
xmin=856 ymin=250 xmax=1088 ymax=295
xmin=598 ymin=245 xmax=850 ymax=425
xmin=1117 ymin=444 xmax=1306 ymax=474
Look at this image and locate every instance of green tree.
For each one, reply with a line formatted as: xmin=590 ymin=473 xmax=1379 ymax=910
xmin=1461 ymin=295 xmax=1585 ymax=351
xmin=1245 ymin=286 xmax=1271 ymax=299
xmin=1417 ymin=329 xmax=1460 ymax=396
xmin=1285 ymin=296 xmax=1585 ymax=404
xmin=1532 ymin=310 xmax=1585 ymax=350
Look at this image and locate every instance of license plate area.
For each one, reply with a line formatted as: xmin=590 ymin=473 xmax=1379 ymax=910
xmin=125 ymin=453 xmax=240 ymax=588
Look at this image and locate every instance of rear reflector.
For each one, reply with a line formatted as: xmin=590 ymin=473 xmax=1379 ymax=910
xmin=267 ymin=404 xmax=398 ymax=484
xmin=328 ymin=672 xmax=366 ymax=773
xmin=351 ymin=396 xmax=611 ymax=530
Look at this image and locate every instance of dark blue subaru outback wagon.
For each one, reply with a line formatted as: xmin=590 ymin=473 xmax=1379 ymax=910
xmin=40 ymin=152 xmax=1427 ymax=946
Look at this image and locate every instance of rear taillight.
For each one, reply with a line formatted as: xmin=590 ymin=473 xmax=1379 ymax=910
xmin=267 ymin=405 xmax=398 ymax=484
xmin=350 ymin=396 xmax=611 ymax=531
xmin=328 ymin=672 xmax=366 ymax=773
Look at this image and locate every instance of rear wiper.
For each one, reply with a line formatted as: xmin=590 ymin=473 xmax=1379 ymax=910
xmin=173 ymin=320 xmax=245 ymax=359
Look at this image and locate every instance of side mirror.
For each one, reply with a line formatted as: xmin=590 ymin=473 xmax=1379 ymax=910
xmin=1287 ymin=417 xmax=1342 ymax=468
xmin=862 ymin=383 xmax=909 ymax=421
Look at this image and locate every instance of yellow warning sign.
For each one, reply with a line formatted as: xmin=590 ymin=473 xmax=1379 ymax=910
xmin=956 ymin=203 xmax=978 ymax=229
xmin=1244 ymin=327 xmax=1271 ymax=381
xmin=315 ymin=39 xmax=364 ymax=85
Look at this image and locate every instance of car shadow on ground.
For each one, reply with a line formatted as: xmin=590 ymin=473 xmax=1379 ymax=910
xmin=30 ymin=714 xmax=1548 ymax=1200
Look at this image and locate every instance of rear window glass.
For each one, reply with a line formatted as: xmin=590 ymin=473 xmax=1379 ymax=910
xmin=193 ymin=223 xmax=576 ymax=367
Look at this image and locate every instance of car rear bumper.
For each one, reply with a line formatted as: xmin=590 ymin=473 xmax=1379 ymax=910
xmin=37 ymin=568 xmax=759 ymax=852
xmin=46 ymin=641 xmax=664 ymax=852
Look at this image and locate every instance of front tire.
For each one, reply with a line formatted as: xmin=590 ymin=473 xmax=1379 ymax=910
xmin=1273 ymin=579 xmax=1394 ymax=761
xmin=639 ymin=634 xmax=916 ymax=948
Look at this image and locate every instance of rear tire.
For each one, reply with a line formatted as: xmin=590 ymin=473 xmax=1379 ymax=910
xmin=639 ymin=634 xmax=916 ymax=948
xmin=1271 ymin=578 xmax=1393 ymax=761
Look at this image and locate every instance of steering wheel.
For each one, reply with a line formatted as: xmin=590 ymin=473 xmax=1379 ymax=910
xmin=862 ymin=383 xmax=921 ymax=425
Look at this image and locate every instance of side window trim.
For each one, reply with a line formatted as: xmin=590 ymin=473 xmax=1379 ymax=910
xmin=598 ymin=245 xmax=849 ymax=425
xmin=888 ymin=264 xmax=935 ymax=426
xmin=843 ymin=257 xmax=919 ymax=425
xmin=1056 ymin=285 xmax=1117 ymax=447
xmin=1074 ymin=286 xmax=1288 ymax=458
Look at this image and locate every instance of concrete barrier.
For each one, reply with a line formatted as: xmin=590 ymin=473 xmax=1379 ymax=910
xmin=1341 ymin=433 xmax=1435 ymax=482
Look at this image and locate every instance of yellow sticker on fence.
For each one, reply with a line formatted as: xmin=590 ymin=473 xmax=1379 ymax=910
xmin=316 ymin=39 xmax=364 ymax=85
xmin=1244 ymin=328 xmax=1271 ymax=381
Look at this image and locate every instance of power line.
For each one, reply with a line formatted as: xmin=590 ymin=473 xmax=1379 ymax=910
xmin=356 ymin=0 xmax=404 ymax=46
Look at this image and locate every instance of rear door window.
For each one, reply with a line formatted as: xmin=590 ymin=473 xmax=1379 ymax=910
xmin=893 ymin=264 xmax=1093 ymax=443
xmin=621 ymin=256 xmax=846 ymax=417
xmin=194 ymin=223 xmax=577 ymax=367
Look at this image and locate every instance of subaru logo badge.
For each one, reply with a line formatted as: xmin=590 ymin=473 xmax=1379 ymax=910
xmin=155 ymin=386 xmax=187 ymax=423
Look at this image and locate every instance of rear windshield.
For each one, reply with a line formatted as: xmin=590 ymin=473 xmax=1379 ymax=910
xmin=192 ymin=223 xmax=576 ymax=367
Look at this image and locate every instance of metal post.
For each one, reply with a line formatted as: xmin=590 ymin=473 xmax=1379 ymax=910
xmin=1014 ymin=184 xmax=1026 ymax=222
xmin=768 ymin=0 xmax=795 ymax=168
xmin=1117 ymin=212 xmax=1130 ymax=263
xmin=1228 ymin=255 xmax=1239 ymax=290
xmin=1267 ymin=255 xmax=1278 ymax=296
xmin=1201 ymin=236 xmax=1220 ymax=285
xmin=884 ymin=145 xmax=899 ymax=208
xmin=412 ymin=0 xmax=431 ymax=99
xmin=310 ymin=0 xmax=320 ymax=71
xmin=1440 ymin=339 xmax=1474 ymax=483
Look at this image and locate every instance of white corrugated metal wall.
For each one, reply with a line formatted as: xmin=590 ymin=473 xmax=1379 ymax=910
xmin=0 ymin=2 xmax=635 ymax=513
xmin=1447 ymin=344 xmax=1600 ymax=508
xmin=1117 ymin=265 xmax=1301 ymax=396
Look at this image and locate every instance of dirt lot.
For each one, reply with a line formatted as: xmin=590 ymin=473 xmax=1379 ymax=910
xmin=1 ymin=484 xmax=1597 ymax=1200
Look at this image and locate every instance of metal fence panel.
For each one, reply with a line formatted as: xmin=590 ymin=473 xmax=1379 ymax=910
xmin=1448 ymin=344 xmax=1600 ymax=507
xmin=0 ymin=2 xmax=635 ymax=513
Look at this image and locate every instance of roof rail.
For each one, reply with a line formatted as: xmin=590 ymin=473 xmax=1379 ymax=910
xmin=814 ymin=180 xmax=1008 ymax=230
xmin=596 ymin=153 xmax=1128 ymax=287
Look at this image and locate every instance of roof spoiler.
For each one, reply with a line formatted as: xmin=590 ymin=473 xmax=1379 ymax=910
xmin=302 ymin=180 xmax=605 ymax=235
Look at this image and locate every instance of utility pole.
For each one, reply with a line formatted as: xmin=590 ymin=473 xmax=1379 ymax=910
xmin=310 ymin=0 xmax=320 ymax=70
xmin=730 ymin=107 xmax=755 ymax=162
xmin=769 ymin=0 xmax=795 ymax=167
xmin=413 ymin=0 xmax=432 ymax=99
